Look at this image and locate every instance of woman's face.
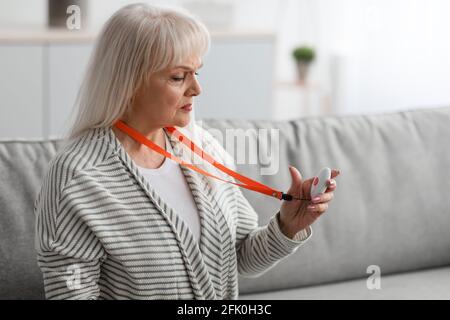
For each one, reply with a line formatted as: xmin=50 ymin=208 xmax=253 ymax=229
xmin=127 ymin=55 xmax=203 ymax=129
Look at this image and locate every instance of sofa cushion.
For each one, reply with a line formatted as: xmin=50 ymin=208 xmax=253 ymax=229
xmin=1 ymin=107 xmax=449 ymax=299
xmin=239 ymin=266 xmax=450 ymax=300
xmin=0 ymin=139 xmax=63 ymax=299
xmin=203 ymin=106 xmax=450 ymax=295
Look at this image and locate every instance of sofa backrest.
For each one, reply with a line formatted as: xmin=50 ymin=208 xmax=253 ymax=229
xmin=0 ymin=139 xmax=64 ymax=299
xmin=204 ymin=106 xmax=450 ymax=295
xmin=1 ymin=107 xmax=449 ymax=299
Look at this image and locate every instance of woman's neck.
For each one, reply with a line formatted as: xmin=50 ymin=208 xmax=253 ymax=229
xmin=112 ymin=118 xmax=167 ymax=168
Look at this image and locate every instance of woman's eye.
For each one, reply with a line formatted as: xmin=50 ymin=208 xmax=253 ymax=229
xmin=171 ymin=72 xmax=198 ymax=82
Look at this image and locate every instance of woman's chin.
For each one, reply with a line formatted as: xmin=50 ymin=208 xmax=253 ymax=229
xmin=173 ymin=115 xmax=190 ymax=128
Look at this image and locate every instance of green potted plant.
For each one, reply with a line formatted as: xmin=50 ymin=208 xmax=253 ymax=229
xmin=292 ymin=46 xmax=315 ymax=84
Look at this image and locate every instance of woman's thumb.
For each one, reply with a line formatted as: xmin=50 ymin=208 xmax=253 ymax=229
xmin=288 ymin=166 xmax=303 ymax=195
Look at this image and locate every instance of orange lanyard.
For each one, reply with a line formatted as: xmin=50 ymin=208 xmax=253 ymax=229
xmin=114 ymin=120 xmax=296 ymax=201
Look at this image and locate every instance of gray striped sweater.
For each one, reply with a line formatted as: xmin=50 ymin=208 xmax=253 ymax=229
xmin=34 ymin=125 xmax=311 ymax=300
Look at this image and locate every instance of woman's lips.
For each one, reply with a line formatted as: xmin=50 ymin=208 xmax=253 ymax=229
xmin=181 ymin=104 xmax=192 ymax=111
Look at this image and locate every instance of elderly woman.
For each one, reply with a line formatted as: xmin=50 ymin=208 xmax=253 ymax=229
xmin=35 ymin=3 xmax=339 ymax=300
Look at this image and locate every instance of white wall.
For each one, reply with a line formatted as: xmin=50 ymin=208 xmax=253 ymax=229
xmin=314 ymin=0 xmax=450 ymax=114
xmin=0 ymin=0 xmax=46 ymax=28
xmin=1 ymin=0 xmax=450 ymax=116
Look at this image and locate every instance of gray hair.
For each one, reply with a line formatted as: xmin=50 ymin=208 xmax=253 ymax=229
xmin=63 ymin=3 xmax=210 ymax=143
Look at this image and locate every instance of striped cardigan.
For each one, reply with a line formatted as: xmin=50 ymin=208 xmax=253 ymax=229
xmin=34 ymin=125 xmax=311 ymax=300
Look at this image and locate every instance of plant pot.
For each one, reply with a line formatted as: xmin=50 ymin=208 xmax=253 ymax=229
xmin=296 ymin=61 xmax=311 ymax=85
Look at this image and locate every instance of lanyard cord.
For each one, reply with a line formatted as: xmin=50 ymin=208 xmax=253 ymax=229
xmin=114 ymin=120 xmax=300 ymax=201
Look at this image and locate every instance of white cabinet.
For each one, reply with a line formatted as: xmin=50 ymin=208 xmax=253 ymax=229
xmin=0 ymin=45 xmax=44 ymax=139
xmin=48 ymin=43 xmax=93 ymax=138
xmin=274 ymin=82 xmax=331 ymax=120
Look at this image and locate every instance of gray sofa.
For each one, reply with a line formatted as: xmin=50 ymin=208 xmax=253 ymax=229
xmin=1 ymin=107 xmax=450 ymax=300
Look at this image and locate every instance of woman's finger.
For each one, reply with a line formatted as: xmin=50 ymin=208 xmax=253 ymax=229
xmin=328 ymin=179 xmax=337 ymax=187
xmin=287 ymin=166 xmax=303 ymax=199
xmin=307 ymin=202 xmax=328 ymax=213
xmin=311 ymin=210 xmax=326 ymax=219
xmin=325 ymin=179 xmax=337 ymax=193
xmin=311 ymin=192 xmax=334 ymax=204
xmin=331 ymin=169 xmax=341 ymax=179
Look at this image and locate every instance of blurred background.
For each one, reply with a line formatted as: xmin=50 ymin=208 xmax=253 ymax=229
xmin=0 ymin=0 xmax=449 ymax=139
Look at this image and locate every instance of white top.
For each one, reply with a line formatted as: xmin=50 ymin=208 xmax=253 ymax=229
xmin=135 ymin=133 xmax=201 ymax=243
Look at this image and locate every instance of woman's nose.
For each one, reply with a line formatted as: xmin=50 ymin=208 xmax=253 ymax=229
xmin=187 ymin=77 xmax=202 ymax=96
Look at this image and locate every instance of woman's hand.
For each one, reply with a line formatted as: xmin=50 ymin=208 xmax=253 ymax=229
xmin=279 ymin=166 xmax=340 ymax=239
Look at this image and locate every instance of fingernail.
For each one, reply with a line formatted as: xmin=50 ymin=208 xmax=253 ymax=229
xmin=312 ymin=196 xmax=321 ymax=202
xmin=307 ymin=205 xmax=316 ymax=209
xmin=313 ymin=177 xmax=319 ymax=186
